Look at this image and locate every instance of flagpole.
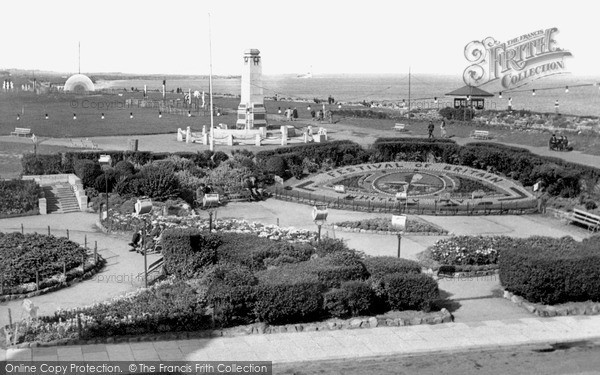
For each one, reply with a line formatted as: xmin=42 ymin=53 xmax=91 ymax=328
xmin=208 ymin=13 xmax=215 ymax=151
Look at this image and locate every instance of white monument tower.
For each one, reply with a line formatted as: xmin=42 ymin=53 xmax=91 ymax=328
xmin=236 ymin=49 xmax=267 ymax=129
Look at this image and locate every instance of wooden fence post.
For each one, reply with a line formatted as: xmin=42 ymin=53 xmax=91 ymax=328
xmin=47 ymin=225 xmax=50 ymax=236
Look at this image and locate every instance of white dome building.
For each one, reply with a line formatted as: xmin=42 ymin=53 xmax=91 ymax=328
xmin=64 ymin=74 xmax=94 ymax=93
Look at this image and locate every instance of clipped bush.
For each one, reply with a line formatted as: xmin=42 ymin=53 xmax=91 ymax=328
xmin=340 ymin=280 xmax=374 ymax=316
xmin=499 ymin=239 xmax=600 ymax=305
xmin=21 ymin=154 xmax=63 ymax=175
xmin=264 ymin=155 xmax=286 ymax=177
xmin=323 ymin=288 xmax=349 ymax=318
xmin=114 ymin=160 xmax=135 ymax=177
xmin=161 ymin=228 xmax=220 ymax=278
xmin=138 ymin=163 xmax=180 ymax=200
xmin=382 ymin=273 xmax=439 ymax=312
xmin=253 ymin=279 xmax=325 ymax=325
xmin=363 ymin=256 xmax=421 ymax=280
xmin=0 ymin=179 xmax=40 ymax=217
xmin=74 ymin=159 xmax=102 ymax=188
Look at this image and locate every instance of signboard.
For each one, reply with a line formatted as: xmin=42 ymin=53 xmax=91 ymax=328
xmin=312 ymin=205 xmax=328 ymax=221
xmin=463 ymin=27 xmax=572 ymax=91
xmin=395 ymin=191 xmax=407 ymax=200
xmin=391 ymin=215 xmax=407 ymax=230
xmin=334 ymin=185 xmax=346 ymax=193
xmin=98 ymin=155 xmax=112 ymax=164
xmin=203 ymin=194 xmax=220 ymax=207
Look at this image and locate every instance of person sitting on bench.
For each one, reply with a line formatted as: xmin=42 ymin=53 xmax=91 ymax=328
xmin=559 ymin=135 xmax=568 ymax=150
xmin=129 ymin=229 xmax=141 ymax=252
xmin=549 ymin=134 xmax=558 ymax=150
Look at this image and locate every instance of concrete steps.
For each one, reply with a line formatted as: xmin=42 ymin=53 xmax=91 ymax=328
xmin=41 ymin=184 xmax=80 ymax=213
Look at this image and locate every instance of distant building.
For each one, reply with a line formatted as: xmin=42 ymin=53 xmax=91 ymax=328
xmin=64 ymin=73 xmax=94 ymax=93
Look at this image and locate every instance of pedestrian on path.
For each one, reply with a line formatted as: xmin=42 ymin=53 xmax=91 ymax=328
xmin=292 ymin=107 xmax=298 ymax=121
xmin=440 ymin=119 xmax=447 ymax=138
xmin=428 ymin=121 xmax=435 ymax=138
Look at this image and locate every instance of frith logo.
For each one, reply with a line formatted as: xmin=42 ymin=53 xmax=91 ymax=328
xmin=463 ymin=28 xmax=572 ymax=90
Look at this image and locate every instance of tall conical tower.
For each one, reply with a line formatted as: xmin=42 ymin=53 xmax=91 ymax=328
xmin=236 ymin=49 xmax=267 ymax=129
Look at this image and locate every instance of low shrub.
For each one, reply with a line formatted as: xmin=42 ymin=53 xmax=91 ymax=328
xmin=74 ymin=159 xmax=102 ymax=188
xmin=363 ymin=257 xmax=421 ymax=280
xmin=253 ymin=279 xmax=325 ymax=325
xmin=161 ymin=229 xmax=220 ymax=278
xmin=0 ymin=179 xmax=40 ymax=217
xmin=499 ymin=238 xmax=600 ymax=305
xmin=382 ymin=273 xmax=439 ymax=312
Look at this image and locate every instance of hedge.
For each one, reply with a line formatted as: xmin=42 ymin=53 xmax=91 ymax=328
xmin=499 ymin=237 xmax=600 ymax=305
xmin=382 ymin=273 xmax=439 ymax=312
xmin=253 ymin=280 xmax=325 ymax=324
xmin=323 ymin=280 xmax=374 ymax=318
xmin=0 ymin=179 xmax=40 ymax=218
xmin=161 ymin=228 xmax=220 ymax=278
xmin=363 ymin=257 xmax=422 ymax=280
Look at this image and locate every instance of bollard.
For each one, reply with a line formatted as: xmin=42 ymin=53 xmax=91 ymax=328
xmin=48 ymin=225 xmax=50 ymax=236
xmin=94 ymin=241 xmax=98 ymax=264
xmin=8 ymin=308 xmax=12 ymax=327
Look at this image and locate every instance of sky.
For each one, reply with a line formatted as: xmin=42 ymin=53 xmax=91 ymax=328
xmin=1 ymin=0 xmax=597 ymax=77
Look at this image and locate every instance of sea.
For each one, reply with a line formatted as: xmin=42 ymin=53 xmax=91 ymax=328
xmin=97 ymin=74 xmax=600 ymax=117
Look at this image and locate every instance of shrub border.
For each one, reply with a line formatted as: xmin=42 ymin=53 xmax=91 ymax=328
xmin=503 ymin=289 xmax=600 ymax=317
xmin=0 ymin=256 xmax=106 ymax=303
xmin=8 ymin=308 xmax=453 ymax=348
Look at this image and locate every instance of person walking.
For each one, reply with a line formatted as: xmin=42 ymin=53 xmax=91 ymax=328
xmin=440 ymin=119 xmax=447 ymax=138
xmin=428 ymin=121 xmax=435 ymax=139
xmin=285 ymin=107 xmax=292 ymax=121
xmin=292 ymin=107 xmax=298 ymax=121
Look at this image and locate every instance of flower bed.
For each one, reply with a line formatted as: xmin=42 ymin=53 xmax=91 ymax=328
xmin=103 ymin=208 xmax=315 ymax=243
xmin=0 ymin=232 xmax=89 ymax=292
xmin=334 ymin=217 xmax=447 ymax=235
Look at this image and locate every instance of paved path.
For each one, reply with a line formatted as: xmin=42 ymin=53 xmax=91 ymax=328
xmin=0 ymin=213 xmax=161 ymax=328
xmin=3 ymin=315 xmax=600 ymax=363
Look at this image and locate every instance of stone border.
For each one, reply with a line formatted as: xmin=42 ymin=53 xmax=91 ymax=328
xmin=0 ymin=257 xmax=106 ymax=302
xmin=436 ymin=268 xmax=499 ymax=278
xmin=9 ymin=308 xmax=454 ymax=348
xmin=332 ymin=225 xmax=449 ymax=236
xmin=503 ymin=290 xmax=600 ymax=317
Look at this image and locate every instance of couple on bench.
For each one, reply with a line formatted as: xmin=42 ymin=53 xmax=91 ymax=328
xmin=549 ymin=134 xmax=569 ymax=151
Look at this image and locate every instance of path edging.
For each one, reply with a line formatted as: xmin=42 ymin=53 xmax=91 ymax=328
xmin=503 ymin=290 xmax=600 ymax=317
xmin=11 ymin=308 xmax=453 ymax=348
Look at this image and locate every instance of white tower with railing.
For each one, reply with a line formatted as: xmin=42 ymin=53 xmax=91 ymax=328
xmin=236 ymin=49 xmax=267 ymax=129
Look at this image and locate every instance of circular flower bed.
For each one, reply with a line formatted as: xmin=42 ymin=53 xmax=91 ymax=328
xmin=429 ymin=235 xmax=508 ymax=266
xmin=0 ymin=232 xmax=90 ymax=295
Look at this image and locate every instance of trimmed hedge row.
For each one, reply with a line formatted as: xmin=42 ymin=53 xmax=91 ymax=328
xmin=161 ymin=228 xmax=221 ymax=278
xmin=21 ymin=150 xmax=229 ymax=176
xmin=499 ymin=236 xmax=600 ymax=305
xmin=0 ymin=179 xmax=40 ymax=217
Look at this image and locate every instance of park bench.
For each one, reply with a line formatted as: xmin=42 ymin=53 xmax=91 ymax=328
xmin=570 ymin=209 xmax=600 ymax=232
xmin=392 ymin=123 xmax=408 ymax=132
xmin=470 ymin=130 xmax=490 ymax=140
xmin=81 ymin=138 xmax=98 ymax=149
xmin=10 ymin=127 xmax=32 ymax=137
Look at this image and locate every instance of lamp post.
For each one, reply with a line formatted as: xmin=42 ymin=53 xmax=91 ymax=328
xmin=134 ymin=198 xmax=153 ymax=288
xmin=391 ymin=215 xmax=406 ymax=258
xmin=99 ymin=155 xmax=112 ymax=223
xmin=203 ymin=193 xmax=220 ymax=231
xmin=312 ymin=205 xmax=328 ymax=243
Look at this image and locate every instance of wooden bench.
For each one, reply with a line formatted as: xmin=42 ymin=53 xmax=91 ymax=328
xmin=81 ymin=139 xmax=99 ymax=149
xmin=10 ymin=127 xmax=32 ymax=137
xmin=392 ymin=123 xmax=408 ymax=132
xmin=470 ymin=130 xmax=490 ymax=140
xmin=570 ymin=209 xmax=600 ymax=232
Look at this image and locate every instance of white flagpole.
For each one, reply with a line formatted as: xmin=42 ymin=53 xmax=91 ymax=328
xmin=208 ymin=12 xmax=215 ymax=151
